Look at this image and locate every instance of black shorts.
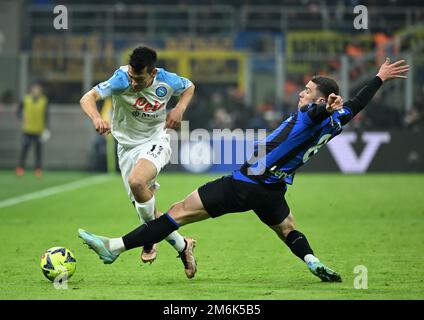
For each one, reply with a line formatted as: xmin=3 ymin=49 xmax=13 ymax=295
xmin=198 ymin=175 xmax=290 ymax=226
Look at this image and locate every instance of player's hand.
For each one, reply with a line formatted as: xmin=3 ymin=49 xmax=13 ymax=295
xmin=376 ymin=57 xmax=410 ymax=82
xmin=326 ymin=93 xmax=343 ymax=113
xmin=93 ymin=117 xmax=111 ymax=135
xmin=165 ymin=107 xmax=183 ymax=129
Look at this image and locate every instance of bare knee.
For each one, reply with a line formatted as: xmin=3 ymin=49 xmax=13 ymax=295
xmin=270 ymin=212 xmax=296 ymax=240
xmin=281 ymin=218 xmax=296 ymax=239
xmin=128 ymin=176 xmax=150 ymax=202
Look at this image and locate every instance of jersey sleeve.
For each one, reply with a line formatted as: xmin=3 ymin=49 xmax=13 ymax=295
xmin=306 ymin=103 xmax=332 ymax=124
xmin=340 ymin=76 xmax=383 ymax=125
xmin=332 ymin=106 xmax=355 ymax=126
xmin=94 ymin=68 xmax=130 ymax=99
xmin=157 ymin=69 xmax=193 ymax=96
xmin=300 ymin=103 xmax=332 ymax=126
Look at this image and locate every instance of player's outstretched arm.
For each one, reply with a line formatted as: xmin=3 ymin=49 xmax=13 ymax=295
xmin=376 ymin=57 xmax=410 ymax=82
xmin=341 ymin=58 xmax=409 ymax=125
xmin=80 ymin=89 xmax=111 ymax=135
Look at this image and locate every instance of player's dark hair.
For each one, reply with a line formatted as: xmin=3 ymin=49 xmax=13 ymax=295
xmin=311 ymin=76 xmax=339 ymax=100
xmin=129 ymin=46 xmax=157 ymax=74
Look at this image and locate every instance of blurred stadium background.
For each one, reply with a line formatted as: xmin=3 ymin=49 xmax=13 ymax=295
xmin=0 ymin=0 xmax=424 ymax=300
xmin=0 ymin=0 xmax=423 ymax=173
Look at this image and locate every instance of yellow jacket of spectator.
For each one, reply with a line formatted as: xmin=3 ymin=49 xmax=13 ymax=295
xmin=22 ymin=95 xmax=48 ymax=135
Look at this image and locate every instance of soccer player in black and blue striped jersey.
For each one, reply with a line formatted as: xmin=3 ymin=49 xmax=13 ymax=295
xmin=79 ymin=58 xmax=409 ymax=281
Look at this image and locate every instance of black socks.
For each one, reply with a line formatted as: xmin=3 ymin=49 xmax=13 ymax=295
xmin=285 ymin=230 xmax=314 ymax=261
xmin=123 ymin=214 xmax=179 ymax=250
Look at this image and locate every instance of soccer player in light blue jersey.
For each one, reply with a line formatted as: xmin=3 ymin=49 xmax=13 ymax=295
xmin=79 ymin=47 xmax=197 ymax=278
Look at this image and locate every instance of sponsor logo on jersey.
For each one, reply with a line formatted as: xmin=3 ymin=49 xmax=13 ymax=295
xmin=155 ymin=86 xmax=167 ymax=98
xmin=132 ymin=96 xmax=165 ymax=112
xmin=131 ymin=110 xmax=162 ymax=119
xmin=98 ymin=81 xmax=111 ymax=90
xmin=268 ymin=165 xmax=290 ymax=179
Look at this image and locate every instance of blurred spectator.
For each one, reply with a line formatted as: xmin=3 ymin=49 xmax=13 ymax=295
xmin=281 ymin=94 xmax=297 ymax=118
xmin=404 ymin=102 xmax=424 ymax=132
xmin=345 ymin=39 xmax=366 ymax=79
xmin=256 ymin=96 xmax=282 ymax=130
xmin=15 ymin=83 xmax=50 ymax=177
xmin=284 ymin=78 xmax=302 ymax=110
xmin=210 ymin=92 xmax=225 ymax=110
xmin=1 ymin=90 xmax=15 ymax=104
xmin=247 ymin=110 xmax=271 ymax=131
xmin=347 ymin=112 xmax=366 ymax=131
xmin=208 ymin=107 xmax=234 ymax=129
xmin=264 ymin=109 xmax=283 ymax=130
xmin=257 ymin=96 xmax=275 ymax=113
xmin=363 ymin=92 xmax=402 ymax=129
xmin=374 ymin=30 xmax=398 ymax=66
xmin=226 ymin=87 xmax=252 ymax=128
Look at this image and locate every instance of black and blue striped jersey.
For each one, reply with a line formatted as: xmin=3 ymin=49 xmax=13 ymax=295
xmin=233 ymin=76 xmax=383 ymax=186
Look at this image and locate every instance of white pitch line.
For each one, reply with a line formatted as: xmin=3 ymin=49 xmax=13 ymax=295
xmin=0 ymin=174 xmax=113 ymax=210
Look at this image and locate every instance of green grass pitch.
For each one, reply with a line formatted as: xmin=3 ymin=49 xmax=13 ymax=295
xmin=0 ymin=170 xmax=423 ymax=300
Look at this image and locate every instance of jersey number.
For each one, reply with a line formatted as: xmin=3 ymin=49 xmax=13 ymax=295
xmin=303 ymin=134 xmax=332 ymax=163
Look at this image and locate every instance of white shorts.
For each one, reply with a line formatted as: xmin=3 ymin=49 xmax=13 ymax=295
xmin=117 ymin=135 xmax=171 ymax=202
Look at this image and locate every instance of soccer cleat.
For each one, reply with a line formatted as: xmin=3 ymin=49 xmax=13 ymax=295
xmin=78 ymin=228 xmax=119 ymax=264
xmin=178 ymin=237 xmax=197 ymax=279
xmin=141 ymin=243 xmax=157 ymax=264
xmin=307 ymin=261 xmax=342 ymax=282
xmin=15 ymin=167 xmax=24 ymax=177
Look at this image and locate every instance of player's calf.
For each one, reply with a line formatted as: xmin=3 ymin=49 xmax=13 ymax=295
xmin=128 ymin=176 xmax=153 ymax=203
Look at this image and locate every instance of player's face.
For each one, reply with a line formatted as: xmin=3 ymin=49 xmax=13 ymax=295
xmin=128 ymin=65 xmax=157 ymax=91
xmin=30 ymin=84 xmax=42 ymax=97
xmin=297 ymin=81 xmax=326 ymax=109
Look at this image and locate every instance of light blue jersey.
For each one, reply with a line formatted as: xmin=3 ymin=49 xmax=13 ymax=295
xmin=95 ymin=66 xmax=192 ymax=148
